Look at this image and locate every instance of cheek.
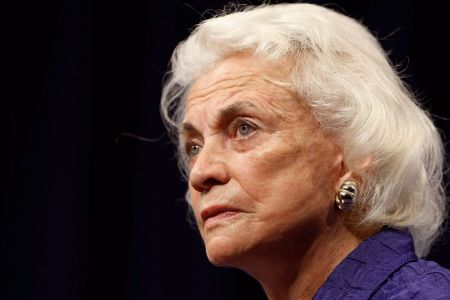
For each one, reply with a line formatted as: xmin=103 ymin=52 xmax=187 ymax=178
xmin=189 ymin=189 xmax=203 ymax=226
xmin=233 ymin=134 xmax=341 ymax=210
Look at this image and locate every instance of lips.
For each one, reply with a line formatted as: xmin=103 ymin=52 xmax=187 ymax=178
xmin=200 ymin=205 xmax=242 ymax=225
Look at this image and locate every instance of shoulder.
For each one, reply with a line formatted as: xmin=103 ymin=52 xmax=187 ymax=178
xmin=372 ymin=259 xmax=450 ymax=299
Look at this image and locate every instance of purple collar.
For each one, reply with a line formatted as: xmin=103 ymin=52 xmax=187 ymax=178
xmin=313 ymin=228 xmax=418 ymax=299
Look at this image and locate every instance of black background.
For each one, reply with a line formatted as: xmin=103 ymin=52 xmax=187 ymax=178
xmin=4 ymin=1 xmax=450 ymax=299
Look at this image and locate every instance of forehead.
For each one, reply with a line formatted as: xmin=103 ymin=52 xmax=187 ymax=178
xmin=185 ymin=55 xmax=296 ymax=112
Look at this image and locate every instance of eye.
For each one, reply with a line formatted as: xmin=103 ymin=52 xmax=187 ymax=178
xmin=235 ymin=121 xmax=256 ymax=139
xmin=186 ymin=143 xmax=202 ymax=158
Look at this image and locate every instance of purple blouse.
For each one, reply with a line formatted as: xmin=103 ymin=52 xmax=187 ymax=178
xmin=313 ymin=228 xmax=450 ymax=299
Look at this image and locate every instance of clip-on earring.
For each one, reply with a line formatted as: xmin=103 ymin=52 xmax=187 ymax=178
xmin=335 ymin=180 xmax=357 ymax=211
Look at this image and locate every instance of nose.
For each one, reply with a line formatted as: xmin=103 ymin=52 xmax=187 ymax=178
xmin=189 ymin=142 xmax=230 ymax=193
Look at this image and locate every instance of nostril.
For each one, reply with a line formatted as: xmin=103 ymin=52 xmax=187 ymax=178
xmin=192 ymin=177 xmax=225 ymax=193
xmin=204 ymin=177 xmax=225 ymax=188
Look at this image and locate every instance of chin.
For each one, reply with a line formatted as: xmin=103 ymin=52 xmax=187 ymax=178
xmin=204 ymin=235 xmax=247 ymax=267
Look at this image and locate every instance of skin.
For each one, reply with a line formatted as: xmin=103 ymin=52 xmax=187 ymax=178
xmin=180 ymin=54 xmax=370 ymax=300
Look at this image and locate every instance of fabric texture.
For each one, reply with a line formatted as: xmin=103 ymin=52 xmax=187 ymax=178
xmin=313 ymin=228 xmax=450 ymax=299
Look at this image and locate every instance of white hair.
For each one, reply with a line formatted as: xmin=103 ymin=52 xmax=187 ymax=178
xmin=160 ymin=3 xmax=446 ymax=257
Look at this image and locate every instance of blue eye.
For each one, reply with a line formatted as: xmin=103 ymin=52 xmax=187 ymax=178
xmin=189 ymin=144 xmax=201 ymax=157
xmin=236 ymin=122 xmax=256 ymax=139
xmin=238 ymin=124 xmax=252 ymax=136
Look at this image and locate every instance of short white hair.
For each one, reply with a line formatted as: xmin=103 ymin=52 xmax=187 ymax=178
xmin=160 ymin=3 xmax=446 ymax=257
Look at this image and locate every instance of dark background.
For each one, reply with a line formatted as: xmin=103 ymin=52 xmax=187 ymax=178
xmin=3 ymin=1 xmax=450 ymax=299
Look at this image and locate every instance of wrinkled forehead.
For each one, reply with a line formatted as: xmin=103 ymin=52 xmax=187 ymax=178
xmin=185 ymin=54 xmax=296 ymax=111
xmin=178 ymin=55 xmax=318 ymax=142
xmin=189 ymin=55 xmax=253 ymax=95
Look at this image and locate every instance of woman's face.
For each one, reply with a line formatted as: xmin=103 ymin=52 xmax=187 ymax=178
xmin=181 ymin=55 xmax=345 ymax=268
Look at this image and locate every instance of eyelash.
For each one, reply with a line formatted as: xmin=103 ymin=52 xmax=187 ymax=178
xmin=184 ymin=142 xmax=201 ymax=159
xmin=230 ymin=119 xmax=257 ymax=140
xmin=183 ymin=118 xmax=258 ymax=159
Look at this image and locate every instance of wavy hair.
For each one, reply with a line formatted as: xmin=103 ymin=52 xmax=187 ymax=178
xmin=160 ymin=3 xmax=446 ymax=257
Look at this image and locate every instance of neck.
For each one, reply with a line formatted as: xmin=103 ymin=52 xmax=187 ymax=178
xmin=243 ymin=221 xmax=369 ymax=300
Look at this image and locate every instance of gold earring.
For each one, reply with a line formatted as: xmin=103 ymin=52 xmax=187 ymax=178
xmin=335 ymin=180 xmax=357 ymax=211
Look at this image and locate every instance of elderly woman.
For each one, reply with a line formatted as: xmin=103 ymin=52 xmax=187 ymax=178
xmin=160 ymin=3 xmax=450 ymax=299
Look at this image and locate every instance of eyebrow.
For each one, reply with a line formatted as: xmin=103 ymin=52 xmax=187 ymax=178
xmin=217 ymin=101 xmax=258 ymax=123
xmin=180 ymin=100 xmax=259 ymax=137
xmin=180 ymin=122 xmax=199 ymax=138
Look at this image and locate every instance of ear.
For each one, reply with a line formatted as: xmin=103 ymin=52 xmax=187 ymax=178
xmin=334 ymin=155 xmax=372 ymax=190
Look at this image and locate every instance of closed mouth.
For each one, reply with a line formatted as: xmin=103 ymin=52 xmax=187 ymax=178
xmin=200 ymin=205 xmax=242 ymax=224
